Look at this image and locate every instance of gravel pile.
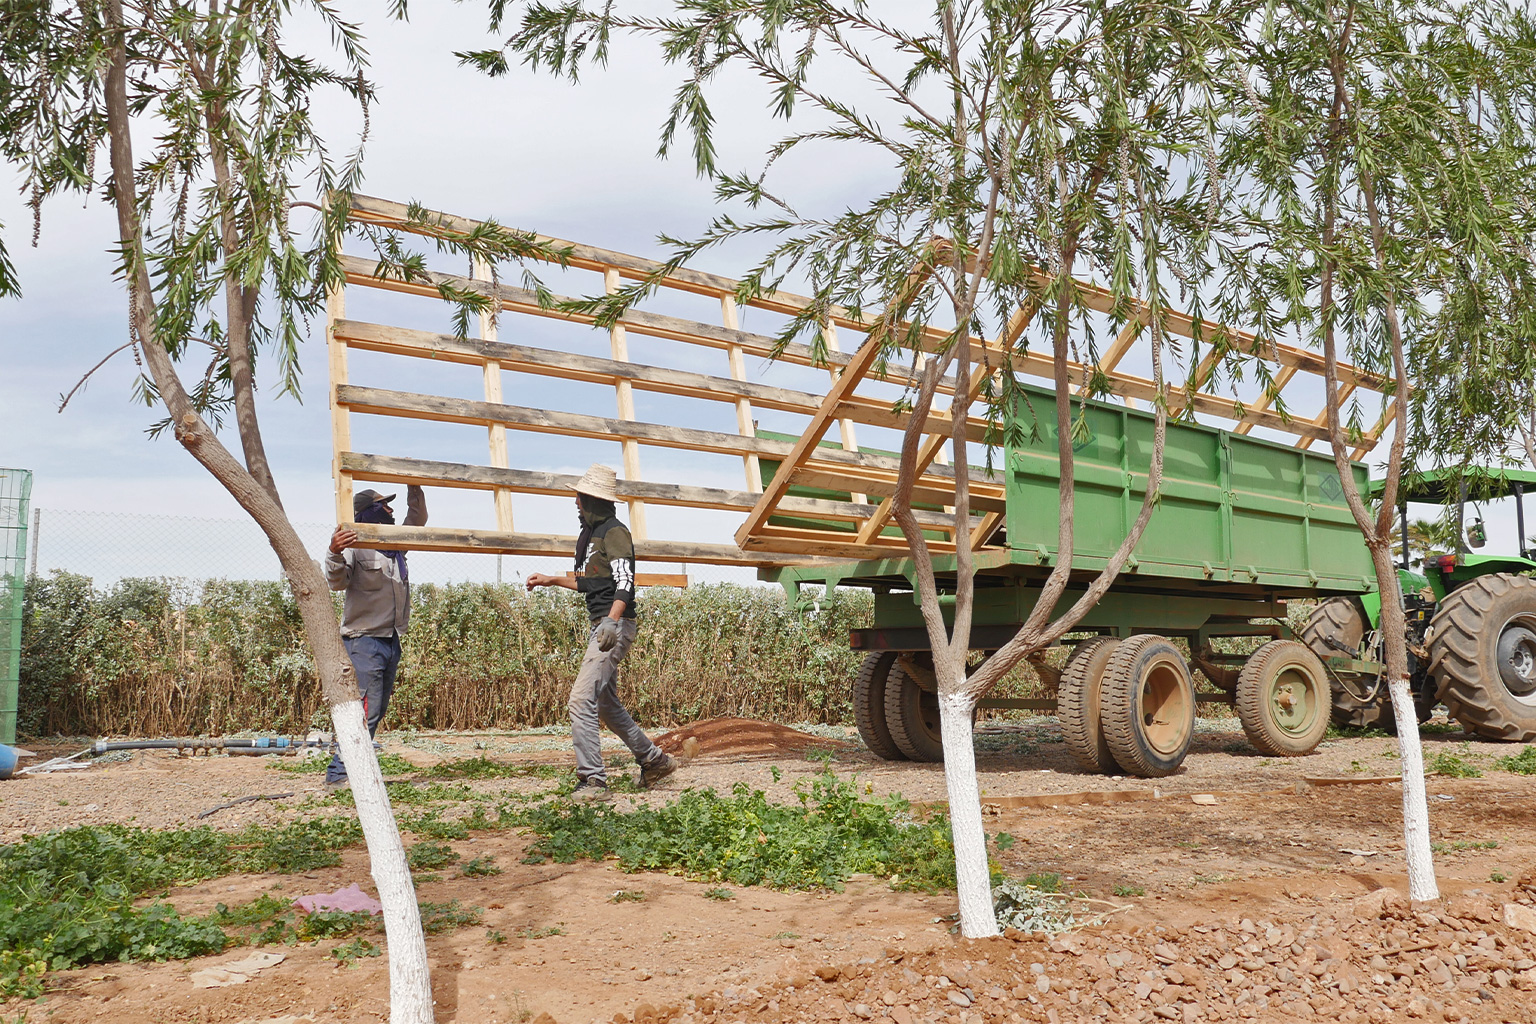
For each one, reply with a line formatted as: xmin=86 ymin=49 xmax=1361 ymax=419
xmin=603 ymin=875 xmax=1536 ymax=1024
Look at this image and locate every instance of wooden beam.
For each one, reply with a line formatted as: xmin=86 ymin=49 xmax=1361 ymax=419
xmin=1294 ymin=383 xmax=1355 ymax=449
xmin=734 ymin=246 xmax=947 ymax=547
xmin=337 ymin=452 xmax=961 ymax=530
xmin=605 ymin=268 xmax=648 ymax=538
xmin=720 ymin=294 xmax=764 ymax=493
xmin=348 ymin=522 xmax=815 ymax=567
xmin=472 ymin=257 xmax=515 ymax=534
xmin=326 ymin=281 xmax=352 ymax=525
xmin=565 ymin=572 xmax=688 ymax=588
xmin=1232 ymin=365 xmax=1298 ymax=436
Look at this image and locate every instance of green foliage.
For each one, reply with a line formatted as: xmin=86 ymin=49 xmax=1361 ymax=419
xmin=331 ymin=937 xmax=381 ymax=966
xmin=1022 ymin=872 xmax=1062 ymax=894
xmin=1494 ymin=746 xmax=1536 ymax=775
xmin=1427 ymin=752 xmax=1483 ymax=779
xmin=418 ymin=901 xmax=483 ymax=935
xmin=1112 ymin=884 xmax=1145 ymax=898
xmin=608 ymin=890 xmax=646 ymax=903
xmin=991 ymin=878 xmax=1083 ymax=935
xmin=427 ymin=756 xmax=540 ymax=780
xmin=19 ymin=578 xmax=873 ymax=736
xmin=1431 ymin=839 xmax=1498 ymax=854
xmin=458 ymin=856 xmax=502 ymax=878
xmin=993 ymin=832 xmax=1016 ymax=853
xmin=513 ymin=768 xmax=955 ymax=892
xmin=702 ymin=888 xmax=734 ymax=901
xmin=400 ymin=809 xmax=471 ymax=841
xmin=407 ymin=841 xmax=460 ymax=871
xmin=514 ymin=925 xmax=563 ymax=939
xmin=229 ymin=818 xmax=363 ymax=874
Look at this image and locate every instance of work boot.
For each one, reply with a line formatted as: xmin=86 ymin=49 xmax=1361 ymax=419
xmin=640 ymin=753 xmax=679 ymax=789
xmin=571 ymin=779 xmax=612 ymax=803
xmin=325 ymin=774 xmax=350 ymax=792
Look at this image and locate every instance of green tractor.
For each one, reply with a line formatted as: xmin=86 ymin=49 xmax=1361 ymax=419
xmin=1302 ymin=468 xmax=1536 ymax=740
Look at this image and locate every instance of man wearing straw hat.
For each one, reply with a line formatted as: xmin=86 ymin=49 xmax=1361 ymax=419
xmin=526 ymin=464 xmax=679 ymax=801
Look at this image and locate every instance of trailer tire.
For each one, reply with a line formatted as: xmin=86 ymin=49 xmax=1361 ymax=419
xmin=1100 ymin=635 xmax=1196 ymax=778
xmin=852 ymin=652 xmax=907 ymax=761
xmin=1236 ymin=640 xmax=1331 ymax=756
xmin=884 ymin=660 xmax=946 ymax=762
xmin=1058 ymin=637 xmax=1121 ymax=773
xmin=1301 ymin=597 xmax=1390 ymax=731
xmin=1427 ymin=574 xmax=1536 ymax=742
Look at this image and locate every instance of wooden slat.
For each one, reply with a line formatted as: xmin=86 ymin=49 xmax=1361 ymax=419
xmin=605 ymin=268 xmax=648 ymax=538
xmin=472 ymin=257 xmax=515 ymax=533
xmin=348 ymin=522 xmax=815 ymax=567
xmin=336 ymin=452 xmax=961 ymax=530
xmin=720 ymin=295 xmax=764 ymax=494
xmin=1232 ymin=365 xmax=1298 ymax=436
xmin=326 ymin=282 xmax=352 ymax=525
xmin=1295 ymin=383 xmax=1355 ymax=449
xmin=565 ymin=572 xmax=688 ymax=588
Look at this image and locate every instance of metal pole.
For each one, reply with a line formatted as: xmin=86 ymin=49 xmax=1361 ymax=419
xmin=28 ymin=507 xmax=39 ymax=577
xmin=496 ymin=554 xmax=502 ymax=585
xmin=1517 ymin=483 xmax=1528 ymax=558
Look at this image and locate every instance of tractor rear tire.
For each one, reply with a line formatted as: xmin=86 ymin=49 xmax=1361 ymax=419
xmin=1427 ymin=574 xmax=1536 ymax=742
xmin=1099 ymin=635 xmax=1196 ymax=778
xmin=1301 ymin=597 xmax=1392 ymax=731
xmin=884 ymin=659 xmax=945 ymax=762
xmin=1058 ymin=637 xmax=1121 ymax=773
xmin=852 ymin=651 xmax=907 ymax=761
xmin=1236 ymin=640 xmax=1331 ymax=756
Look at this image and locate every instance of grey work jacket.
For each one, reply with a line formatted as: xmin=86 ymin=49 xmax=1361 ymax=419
xmin=324 ymin=486 xmax=427 ymax=637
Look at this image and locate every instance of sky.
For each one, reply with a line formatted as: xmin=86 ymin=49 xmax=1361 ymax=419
xmin=1 ymin=2 xmax=1531 ymax=583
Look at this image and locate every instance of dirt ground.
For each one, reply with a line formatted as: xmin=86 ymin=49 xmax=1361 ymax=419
xmin=2 ymin=714 xmax=1535 ymax=1024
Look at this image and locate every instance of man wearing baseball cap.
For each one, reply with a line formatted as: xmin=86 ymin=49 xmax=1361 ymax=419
xmin=322 ymin=484 xmax=428 ymax=789
xmin=526 ymin=464 xmax=678 ymax=801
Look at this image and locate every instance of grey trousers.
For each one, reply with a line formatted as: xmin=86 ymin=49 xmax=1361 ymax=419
xmin=568 ymin=617 xmax=663 ymax=785
xmin=326 ymin=633 xmax=401 ymax=784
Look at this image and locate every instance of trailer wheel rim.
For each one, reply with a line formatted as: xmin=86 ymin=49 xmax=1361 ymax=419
xmin=1139 ymin=656 xmax=1193 ymax=756
xmin=1496 ymin=621 xmax=1536 ymax=700
xmin=1268 ymin=663 xmax=1324 ymax=736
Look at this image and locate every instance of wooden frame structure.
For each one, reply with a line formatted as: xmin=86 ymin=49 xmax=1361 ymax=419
xmin=329 ymin=195 xmax=1392 ymax=570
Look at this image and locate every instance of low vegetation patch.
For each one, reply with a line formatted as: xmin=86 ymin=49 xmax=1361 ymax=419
xmin=1494 ymin=746 xmax=1536 ymax=775
xmin=513 ymin=769 xmax=955 ymax=892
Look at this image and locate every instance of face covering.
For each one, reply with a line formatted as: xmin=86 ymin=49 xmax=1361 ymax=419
xmin=355 ymin=501 xmax=407 ymax=583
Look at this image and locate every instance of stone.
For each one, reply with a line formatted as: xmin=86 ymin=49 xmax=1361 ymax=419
xmin=1191 ymin=794 xmax=1217 ymax=805
xmin=815 ymin=966 xmax=841 ymax=982
xmin=890 ymin=1008 xmax=914 ymax=1024
xmin=948 ymin=990 xmax=973 ymax=1007
xmin=1503 ymin=903 xmax=1536 ymax=935
xmin=1036 ymin=976 xmax=1051 ymax=994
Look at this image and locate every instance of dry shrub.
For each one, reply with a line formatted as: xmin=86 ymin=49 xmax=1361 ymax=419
xmin=19 ymin=573 xmax=872 ymax=737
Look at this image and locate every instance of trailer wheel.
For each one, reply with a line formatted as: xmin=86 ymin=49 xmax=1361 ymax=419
xmin=884 ymin=659 xmax=945 ymax=762
xmin=1058 ymin=637 xmax=1121 ymax=773
xmin=1427 ymin=574 xmax=1536 ymax=742
xmin=1236 ymin=640 xmax=1331 ymax=756
xmin=852 ymin=651 xmax=907 ymax=761
xmin=1100 ymin=635 xmax=1196 ymax=778
xmin=1301 ymin=597 xmax=1391 ymax=730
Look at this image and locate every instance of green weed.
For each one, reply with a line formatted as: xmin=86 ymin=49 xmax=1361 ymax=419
xmin=331 ymin=938 xmax=381 ymax=966
xmin=1022 ymin=872 xmax=1062 ymax=893
xmin=1431 ymin=839 xmax=1498 ymax=854
xmin=418 ymin=901 xmax=482 ymax=935
xmin=458 ymin=856 xmax=502 ymax=878
xmin=1112 ymin=885 xmax=1145 ymax=898
xmin=407 ymin=841 xmax=459 ymax=871
xmin=1493 ymin=746 xmax=1536 ymax=775
xmin=702 ymin=888 xmax=734 ymax=901
xmin=1491 ymin=872 xmax=1508 ymax=883
xmin=427 ymin=757 xmax=559 ymax=780
xmin=486 ymin=929 xmax=507 ymax=944
xmin=512 ymin=768 xmax=957 ymax=893
xmin=993 ymin=832 xmax=1016 ymax=852
xmin=771 ymin=931 xmax=800 ymax=940
xmin=514 ymin=925 xmax=564 ymax=939
xmin=399 ymin=809 xmax=470 ymax=841
xmin=608 ymin=890 xmax=646 ymax=903
xmin=1427 ymin=752 xmax=1483 ymax=779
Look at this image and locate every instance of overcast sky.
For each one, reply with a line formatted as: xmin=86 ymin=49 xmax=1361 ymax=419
xmin=2 ymin=2 xmax=1529 ymax=576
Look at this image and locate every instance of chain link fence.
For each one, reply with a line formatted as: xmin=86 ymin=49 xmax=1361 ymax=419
xmin=26 ymin=508 xmax=758 ymax=590
xmin=1 ymin=470 xmax=31 ymax=744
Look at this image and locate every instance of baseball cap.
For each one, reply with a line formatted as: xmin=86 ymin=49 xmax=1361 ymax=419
xmin=353 ymin=489 xmax=397 ymax=516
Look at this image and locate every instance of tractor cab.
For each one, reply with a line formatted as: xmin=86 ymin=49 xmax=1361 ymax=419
xmin=1372 ymin=468 xmax=1536 ymax=600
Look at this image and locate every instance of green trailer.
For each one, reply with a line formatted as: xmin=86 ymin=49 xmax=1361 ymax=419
xmin=764 ymin=381 xmax=1379 ymax=777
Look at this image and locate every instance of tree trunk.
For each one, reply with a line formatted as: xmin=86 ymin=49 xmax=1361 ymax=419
xmin=1369 ymin=543 xmax=1439 ymax=903
xmin=938 ymin=689 xmax=996 ymax=938
xmin=102 ymin=3 xmax=434 ymax=1017
xmin=336 ymin=699 xmax=436 ymax=1020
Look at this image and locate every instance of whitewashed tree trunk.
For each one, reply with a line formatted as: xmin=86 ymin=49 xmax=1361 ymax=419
xmin=334 ymin=700 xmax=435 ymax=1023
xmin=1385 ymin=679 xmax=1439 ymax=903
xmin=938 ymin=691 xmax=998 ymax=938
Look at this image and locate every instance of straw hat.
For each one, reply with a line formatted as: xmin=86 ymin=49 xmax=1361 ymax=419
xmin=570 ymin=464 xmax=619 ymax=503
